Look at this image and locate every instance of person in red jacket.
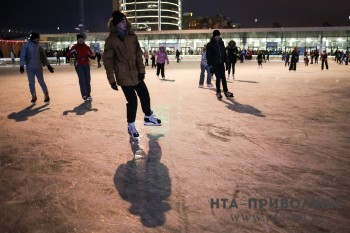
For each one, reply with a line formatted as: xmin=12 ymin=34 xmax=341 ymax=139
xmin=68 ymin=34 xmax=95 ymax=101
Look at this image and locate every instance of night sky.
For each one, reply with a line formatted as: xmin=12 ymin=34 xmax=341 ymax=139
xmin=0 ymin=0 xmax=349 ymax=33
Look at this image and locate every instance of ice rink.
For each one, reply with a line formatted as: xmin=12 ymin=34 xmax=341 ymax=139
xmin=0 ymin=59 xmax=349 ymax=232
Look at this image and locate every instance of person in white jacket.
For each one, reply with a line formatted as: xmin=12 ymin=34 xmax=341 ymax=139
xmin=20 ymin=32 xmax=54 ymax=104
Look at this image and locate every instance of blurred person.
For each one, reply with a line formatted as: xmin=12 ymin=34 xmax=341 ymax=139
xmin=206 ymin=30 xmax=234 ymax=99
xmin=289 ymin=47 xmax=299 ymax=71
xmin=67 ymin=33 xmax=95 ymax=101
xmin=321 ymin=50 xmax=329 ymax=70
xmin=283 ymin=52 xmax=290 ymax=67
xmin=95 ymin=51 xmax=102 ymax=68
xmin=156 ymin=45 xmax=169 ymax=78
xmin=144 ymin=50 xmax=149 ymax=66
xmin=198 ymin=44 xmax=212 ymax=88
xmin=175 ymin=49 xmax=180 ymax=63
xmin=103 ymin=11 xmax=161 ymax=140
xmin=151 ymin=51 xmax=156 ymax=68
xmin=19 ymin=32 xmax=54 ymax=104
xmin=226 ymin=40 xmax=239 ymax=79
xmin=304 ymin=52 xmax=309 ymax=66
xmin=314 ymin=50 xmax=319 ymax=65
xmin=256 ymin=50 xmax=263 ymax=68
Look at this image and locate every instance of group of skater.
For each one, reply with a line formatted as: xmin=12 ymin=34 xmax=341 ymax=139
xmin=18 ymin=11 xmax=349 ymax=140
xmin=19 ymin=11 xmax=161 ymax=141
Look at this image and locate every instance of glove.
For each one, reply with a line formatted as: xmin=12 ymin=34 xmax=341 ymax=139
xmin=209 ymin=66 xmax=214 ymax=75
xmin=20 ymin=65 xmax=24 ymax=74
xmin=138 ymin=73 xmax=145 ymax=81
xmin=47 ymin=65 xmax=54 ymax=73
xmin=110 ymin=82 xmax=118 ymax=91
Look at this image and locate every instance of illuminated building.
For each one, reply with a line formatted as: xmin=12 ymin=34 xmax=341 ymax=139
xmin=114 ymin=0 xmax=182 ymax=31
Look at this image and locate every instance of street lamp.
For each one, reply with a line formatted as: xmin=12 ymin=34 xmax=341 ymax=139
xmin=255 ymin=18 xmax=258 ymax=27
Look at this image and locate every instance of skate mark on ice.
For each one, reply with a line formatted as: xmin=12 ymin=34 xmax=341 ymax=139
xmin=196 ymin=123 xmax=231 ymax=142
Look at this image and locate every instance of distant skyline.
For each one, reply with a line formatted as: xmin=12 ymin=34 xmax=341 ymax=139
xmin=0 ymin=0 xmax=349 ymax=33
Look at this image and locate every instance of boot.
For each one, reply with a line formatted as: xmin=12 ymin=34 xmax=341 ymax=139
xmin=44 ymin=93 xmax=50 ymax=103
xmin=31 ymin=94 xmax=37 ymax=104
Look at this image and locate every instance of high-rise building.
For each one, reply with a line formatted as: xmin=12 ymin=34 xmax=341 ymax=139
xmin=114 ymin=0 xmax=182 ymax=31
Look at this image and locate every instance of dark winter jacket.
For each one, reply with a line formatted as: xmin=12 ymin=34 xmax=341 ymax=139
xmin=103 ymin=18 xmax=145 ymax=86
xmin=206 ymin=37 xmax=228 ymax=67
xmin=291 ymin=50 xmax=299 ymax=62
xmin=226 ymin=45 xmax=239 ymax=62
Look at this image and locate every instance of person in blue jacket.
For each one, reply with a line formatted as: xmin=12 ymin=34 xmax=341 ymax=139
xmin=20 ymin=32 xmax=54 ymax=104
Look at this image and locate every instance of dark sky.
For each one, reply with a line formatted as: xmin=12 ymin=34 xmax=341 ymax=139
xmin=0 ymin=0 xmax=349 ymax=33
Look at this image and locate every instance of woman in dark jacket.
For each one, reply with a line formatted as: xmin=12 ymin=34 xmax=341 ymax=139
xmin=226 ymin=40 xmax=239 ymax=79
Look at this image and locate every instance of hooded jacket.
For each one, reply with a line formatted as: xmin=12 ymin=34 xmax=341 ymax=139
xmin=103 ymin=18 xmax=145 ymax=86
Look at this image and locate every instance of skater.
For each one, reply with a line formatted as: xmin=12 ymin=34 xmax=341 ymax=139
xmin=199 ymin=44 xmax=212 ymax=88
xmin=19 ymin=32 xmax=54 ymax=104
xmin=156 ymin=45 xmax=169 ymax=78
xmin=289 ymin=47 xmax=298 ymax=71
xmin=95 ymin=51 xmax=102 ymax=68
xmin=151 ymin=51 xmax=156 ymax=68
xmin=256 ymin=50 xmax=263 ymax=68
xmin=314 ymin=50 xmax=319 ymax=65
xmin=304 ymin=52 xmax=309 ymax=66
xmin=321 ymin=50 xmax=328 ymax=70
xmin=175 ymin=49 xmax=180 ymax=63
xmin=67 ymin=33 xmax=95 ymax=101
xmin=144 ymin=50 xmax=149 ymax=66
xmin=226 ymin=40 xmax=238 ymax=79
xmin=284 ymin=52 xmax=290 ymax=67
xmin=103 ymin=11 xmax=161 ymax=140
xmin=206 ymin=29 xmax=234 ymax=99
xmin=55 ymin=50 xmax=61 ymax=65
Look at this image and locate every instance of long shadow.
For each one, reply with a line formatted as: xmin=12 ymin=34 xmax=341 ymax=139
xmin=62 ymin=101 xmax=98 ymax=115
xmin=224 ymin=98 xmax=265 ymax=117
xmin=233 ymin=79 xmax=259 ymax=83
xmin=8 ymin=104 xmax=50 ymax=122
xmin=114 ymin=134 xmax=171 ymax=227
xmin=159 ymin=78 xmax=175 ymax=82
xmin=207 ymin=88 xmax=265 ymax=117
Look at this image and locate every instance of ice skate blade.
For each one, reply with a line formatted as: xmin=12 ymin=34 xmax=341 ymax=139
xmin=144 ymin=122 xmax=162 ymax=126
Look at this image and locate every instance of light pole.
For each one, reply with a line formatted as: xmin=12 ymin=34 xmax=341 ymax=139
xmin=255 ymin=18 xmax=258 ymax=27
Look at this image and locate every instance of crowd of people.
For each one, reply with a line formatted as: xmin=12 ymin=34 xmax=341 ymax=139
xmin=17 ymin=14 xmax=349 ymax=140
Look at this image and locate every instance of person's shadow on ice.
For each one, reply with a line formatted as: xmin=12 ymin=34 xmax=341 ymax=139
xmin=223 ymin=98 xmax=265 ymax=117
xmin=114 ymin=134 xmax=171 ymax=227
xmin=8 ymin=104 xmax=50 ymax=122
xmin=62 ymin=101 xmax=97 ymax=116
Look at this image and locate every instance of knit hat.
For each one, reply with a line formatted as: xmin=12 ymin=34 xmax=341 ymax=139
xmin=112 ymin=11 xmax=126 ymax=26
xmin=77 ymin=33 xmax=85 ymax=40
xmin=29 ymin=32 xmax=40 ymax=41
xmin=213 ymin=30 xmax=221 ymax=37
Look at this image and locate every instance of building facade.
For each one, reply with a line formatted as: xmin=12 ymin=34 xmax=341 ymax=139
xmin=1 ymin=27 xmax=349 ymax=60
xmin=115 ymin=0 xmax=182 ymax=31
xmin=39 ymin=26 xmax=350 ymax=56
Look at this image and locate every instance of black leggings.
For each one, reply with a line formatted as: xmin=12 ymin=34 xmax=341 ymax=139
xmin=121 ymin=81 xmax=152 ymax=123
xmin=227 ymin=60 xmax=236 ymax=75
